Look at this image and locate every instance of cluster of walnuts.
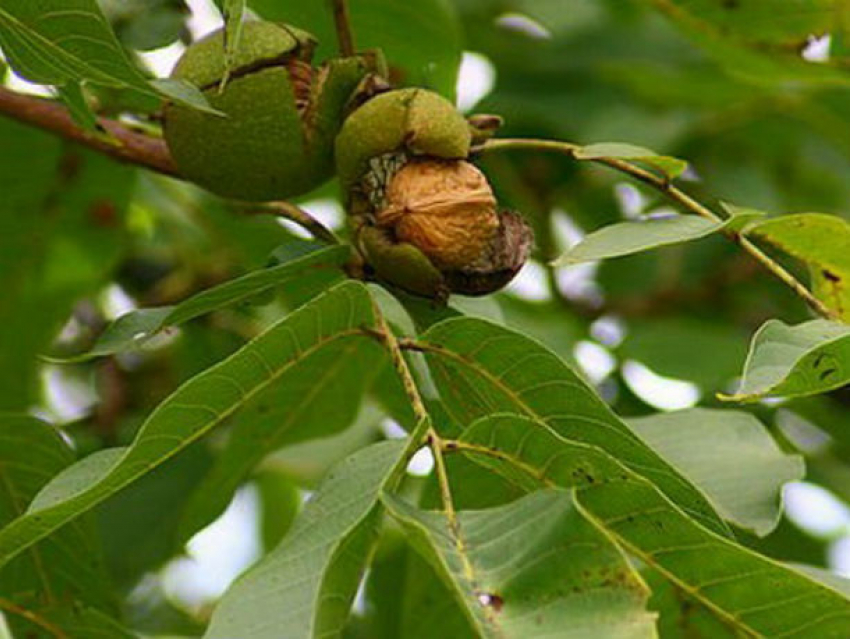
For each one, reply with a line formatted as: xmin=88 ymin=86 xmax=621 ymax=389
xmin=164 ymin=21 xmax=532 ymax=300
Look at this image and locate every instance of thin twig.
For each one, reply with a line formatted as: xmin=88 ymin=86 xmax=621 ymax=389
xmin=239 ymin=201 xmax=339 ymax=245
xmin=0 ymin=86 xmax=177 ymax=176
xmin=370 ymin=307 xmax=459 ymax=535
xmin=479 ymin=137 xmax=837 ymax=320
xmin=330 ymin=0 xmax=356 ymax=57
xmin=0 ymin=597 xmax=67 ymax=639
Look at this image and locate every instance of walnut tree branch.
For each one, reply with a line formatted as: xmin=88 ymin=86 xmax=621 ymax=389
xmin=0 ymin=85 xmax=178 ymax=177
xmin=0 ymin=86 xmax=338 ymax=243
xmin=479 ymin=137 xmax=837 ymax=321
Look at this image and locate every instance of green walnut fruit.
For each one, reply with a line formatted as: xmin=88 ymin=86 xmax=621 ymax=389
xmin=164 ymin=21 xmax=374 ymax=201
xmin=335 ymin=88 xmax=532 ymax=300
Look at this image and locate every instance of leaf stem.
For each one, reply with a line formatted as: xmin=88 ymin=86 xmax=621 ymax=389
xmin=478 ymin=137 xmax=836 ymax=320
xmin=330 ymin=0 xmax=356 ymax=57
xmin=371 ymin=304 xmax=496 ymax=621
xmin=238 ymin=201 xmax=339 ymax=245
xmin=0 ymin=597 xmax=67 ymax=639
xmin=370 ymin=303 xmax=462 ymax=548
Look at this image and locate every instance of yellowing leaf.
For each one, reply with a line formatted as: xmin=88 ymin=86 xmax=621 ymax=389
xmin=746 ymin=213 xmax=850 ymax=321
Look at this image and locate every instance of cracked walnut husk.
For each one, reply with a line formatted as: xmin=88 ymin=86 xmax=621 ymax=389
xmin=336 ymin=87 xmax=533 ymax=299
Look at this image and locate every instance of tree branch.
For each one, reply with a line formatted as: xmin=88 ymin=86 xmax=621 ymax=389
xmin=0 ymin=86 xmax=177 ymax=177
xmin=479 ymin=137 xmax=838 ymax=321
xmin=0 ymin=86 xmax=340 ymax=243
xmin=330 ymin=0 xmax=356 ymax=57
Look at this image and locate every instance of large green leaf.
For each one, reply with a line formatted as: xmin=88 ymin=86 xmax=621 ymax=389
xmin=0 ymin=0 xmax=213 ymax=111
xmin=646 ymin=570 xmax=736 ymax=639
xmin=177 ymin=336 xmax=385 ymax=542
xmin=0 ymin=281 xmax=375 ymax=570
xmin=65 ymin=243 xmax=349 ymax=361
xmin=0 ymin=414 xmax=124 ymax=637
xmin=746 ymin=213 xmax=850 ymax=321
xmin=419 ymin=317 xmax=729 ymax=536
xmin=457 ymin=414 xmax=850 ymax=637
xmin=383 ymin=489 xmax=656 ymax=638
xmin=249 ymin=0 xmax=463 ymax=99
xmin=629 ymin=408 xmax=804 ymax=536
xmin=721 ymin=319 xmax=850 ymax=401
xmin=204 ymin=434 xmax=421 ymax=639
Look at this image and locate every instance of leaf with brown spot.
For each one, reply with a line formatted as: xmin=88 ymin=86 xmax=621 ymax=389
xmin=456 ymin=414 xmax=850 ymax=638
xmin=382 ymin=488 xmax=656 ymax=638
xmin=745 ymin=213 xmax=850 ymax=321
xmin=721 ymin=318 xmax=850 ymax=401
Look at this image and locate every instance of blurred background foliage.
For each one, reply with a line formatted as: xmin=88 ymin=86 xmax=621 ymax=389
xmin=2 ymin=0 xmax=850 ymax=634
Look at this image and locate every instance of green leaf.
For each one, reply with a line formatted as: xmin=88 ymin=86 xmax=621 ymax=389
xmin=99 ymin=0 xmax=189 ymax=51
xmin=63 ymin=244 xmax=349 ymax=361
xmin=176 ymin=337 xmax=384 ymax=543
xmin=150 ymin=78 xmax=222 ymax=114
xmin=56 ymin=82 xmax=99 ymax=131
xmin=383 ymin=489 xmax=655 ymax=638
xmin=645 ymin=570 xmax=737 ymax=639
xmin=29 ymin=605 xmax=135 ymax=639
xmin=420 ymin=317 xmax=729 ymax=536
xmin=0 ymin=281 xmax=375 ymax=571
xmin=262 ymin=400 xmax=391 ymax=487
xmin=645 ymin=0 xmax=850 ymax=86
xmin=219 ymin=0 xmax=246 ymax=90
xmin=204 ymin=433 xmax=422 ymax=639
xmin=250 ymin=0 xmax=463 ymax=100
xmin=0 ymin=414 xmax=122 ymax=637
xmin=791 ymin=564 xmax=850 ymax=598
xmin=628 ymin=408 xmax=804 ymax=536
xmin=648 ymin=0 xmax=841 ymax=49
xmin=457 ymin=414 xmax=850 ymax=637
xmin=96 ymin=443 xmax=213 ymax=589
xmin=721 ymin=319 xmax=850 ymax=402
xmin=745 ymin=213 xmax=850 ymax=321
xmin=356 ymin=531 xmax=476 ymax=638
xmin=574 ymin=142 xmax=688 ymax=179
xmin=552 ymin=211 xmax=761 ymax=266
xmin=0 ymin=1 xmax=216 ymax=112
xmin=254 ymin=469 xmax=300 ymax=552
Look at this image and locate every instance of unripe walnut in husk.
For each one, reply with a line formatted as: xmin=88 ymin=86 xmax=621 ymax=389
xmin=335 ymin=88 xmax=532 ymax=299
xmin=164 ymin=21 xmax=374 ymax=201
